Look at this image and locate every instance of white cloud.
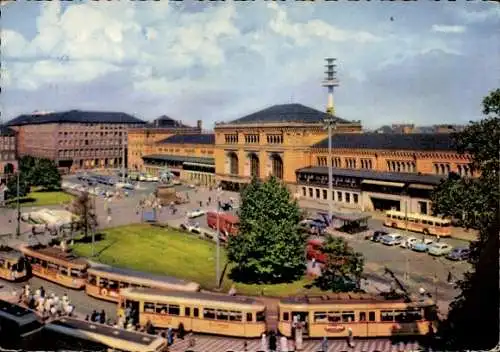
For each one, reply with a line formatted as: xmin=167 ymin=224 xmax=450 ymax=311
xmin=454 ymin=6 xmax=500 ymax=24
xmin=432 ymin=25 xmax=466 ymax=34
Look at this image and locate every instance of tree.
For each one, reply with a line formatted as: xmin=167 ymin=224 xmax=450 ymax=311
xmin=227 ymin=177 xmax=306 ymax=284
xmin=4 ymin=172 xmax=30 ymax=200
xmin=70 ymin=191 xmax=98 ymax=240
xmin=312 ymin=236 xmax=364 ymax=292
xmin=17 ymin=156 xmax=61 ymax=190
xmin=430 ymin=89 xmax=499 ymax=350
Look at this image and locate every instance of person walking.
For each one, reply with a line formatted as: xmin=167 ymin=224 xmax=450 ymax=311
xmin=268 ymin=331 xmax=277 ymax=352
xmin=177 ymin=323 xmax=185 ymax=339
xmin=260 ymin=332 xmax=267 ymax=351
xmin=280 ymin=335 xmax=288 ymax=352
xmin=347 ymin=327 xmax=354 ymax=348
xmin=167 ymin=328 xmax=174 ymax=346
xmin=99 ymin=310 xmax=106 ymax=324
xmin=321 ymin=336 xmax=328 ymax=352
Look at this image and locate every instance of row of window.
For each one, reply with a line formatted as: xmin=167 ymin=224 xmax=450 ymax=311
xmin=387 ymin=214 xmax=450 ymax=227
xmin=225 ymin=134 xmax=239 ymax=144
xmin=88 ymin=275 xmax=148 ymax=290
xmin=267 ymin=134 xmax=283 ymax=144
xmin=387 ymin=160 xmax=416 ymax=173
xmin=282 ymin=309 xmax=423 ymax=323
xmin=140 ymin=301 xmax=265 ymax=323
xmin=25 ymin=256 xmax=84 ymax=278
xmin=0 ymin=153 xmax=15 ymax=161
xmin=302 ymin=187 xmax=359 ymax=204
xmin=58 ymin=131 xmax=124 ymax=138
xmin=0 ymin=137 xmax=15 ymax=144
xmin=58 ymin=149 xmax=121 ymax=158
xmin=59 ymin=139 xmax=123 ymax=147
xmin=224 ymin=134 xmax=284 ymax=144
xmin=244 ymin=134 xmax=260 ymax=144
xmin=317 ymin=157 xmax=373 ymax=170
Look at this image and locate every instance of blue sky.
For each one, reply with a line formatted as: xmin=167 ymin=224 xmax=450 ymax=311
xmin=1 ymin=1 xmax=499 ymax=129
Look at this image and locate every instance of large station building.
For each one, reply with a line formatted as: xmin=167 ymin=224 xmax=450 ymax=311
xmin=138 ymin=103 xmax=472 ymax=215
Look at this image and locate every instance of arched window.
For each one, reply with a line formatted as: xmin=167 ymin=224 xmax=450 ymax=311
xmin=434 ymin=164 xmax=439 ymax=174
xmin=229 ymin=152 xmax=239 ymax=175
xmin=440 ymin=164 xmax=446 ymax=175
xmin=271 ymin=154 xmax=283 ymax=179
xmin=250 ymin=154 xmax=259 ymax=178
xmin=457 ymin=165 xmax=462 ymax=176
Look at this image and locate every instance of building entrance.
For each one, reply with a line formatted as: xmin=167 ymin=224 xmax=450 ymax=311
xmin=370 ymin=197 xmax=400 ymax=211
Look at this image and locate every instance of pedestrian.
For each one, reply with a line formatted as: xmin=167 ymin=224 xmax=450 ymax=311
xmin=321 ymin=336 xmax=328 ymax=351
xmin=178 ymin=322 xmax=185 ymax=339
xmin=85 ymin=314 xmax=89 ymax=321
xmin=208 ymin=196 xmax=211 ymax=203
xmin=312 ymin=257 xmax=316 ymax=269
xmin=347 ymin=327 xmax=354 ymax=348
xmin=280 ymin=335 xmax=288 ymax=352
xmin=437 ymin=235 xmax=441 ymax=243
xmin=199 ymin=201 xmax=203 ymax=207
xmin=261 ymin=332 xmax=267 ymax=351
xmin=228 ymin=284 xmax=236 ymax=296
xmin=90 ymin=310 xmax=98 ymax=322
xmin=243 ymin=341 xmax=248 ymax=352
xmin=167 ymin=327 xmax=174 ymax=345
xmin=188 ymin=332 xmax=196 ymax=347
xmin=269 ymin=331 xmax=277 ymax=352
xmin=99 ymin=310 xmax=106 ymax=324
xmin=40 ymin=286 xmax=45 ymax=298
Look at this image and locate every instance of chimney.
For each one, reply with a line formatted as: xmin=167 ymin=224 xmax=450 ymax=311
xmin=197 ymin=120 xmax=202 ymax=130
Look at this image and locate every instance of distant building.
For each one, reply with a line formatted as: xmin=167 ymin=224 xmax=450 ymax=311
xmin=127 ymin=116 xmax=202 ymax=172
xmin=375 ymin=124 xmax=465 ymax=134
xmin=7 ymin=110 xmax=145 ymax=172
xmin=0 ymin=125 xmax=17 ymax=179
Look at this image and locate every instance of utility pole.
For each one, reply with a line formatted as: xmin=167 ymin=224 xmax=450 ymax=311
xmin=404 ymin=195 xmax=409 ymax=282
xmin=215 ymin=187 xmax=222 ymax=288
xmin=16 ymin=172 xmax=20 ymax=237
xmin=122 ymin=126 xmax=126 ymax=184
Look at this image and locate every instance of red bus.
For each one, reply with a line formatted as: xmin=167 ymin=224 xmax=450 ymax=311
xmin=206 ymin=211 xmax=239 ymax=237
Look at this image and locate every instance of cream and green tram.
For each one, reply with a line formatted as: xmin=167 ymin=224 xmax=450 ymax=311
xmin=119 ymin=288 xmax=267 ymax=338
xmin=278 ymin=293 xmax=438 ymax=338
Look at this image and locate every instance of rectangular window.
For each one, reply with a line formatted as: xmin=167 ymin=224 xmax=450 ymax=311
xmin=342 ymin=311 xmax=355 ymax=322
xmin=99 ymin=278 xmax=109 ymax=287
xmin=108 ymin=280 xmax=119 ymax=289
xmin=257 ymin=311 xmax=266 ymax=322
xmin=283 ymin=312 xmax=289 ymax=321
xmin=70 ymin=269 xmax=82 ymax=278
xmin=59 ymin=266 xmax=69 ymax=276
xmin=369 ymin=311 xmax=376 ymax=322
xmin=309 ymin=188 xmax=313 ymax=198
xmin=156 ymin=303 xmax=168 ymax=314
xmin=327 ymin=311 xmax=341 ymax=322
xmin=353 ymin=194 xmax=358 ymax=204
xmin=246 ymin=313 xmax=253 ymax=322
xmin=203 ymin=308 xmax=216 ymax=320
xmin=346 ymin=193 xmax=351 ymax=203
xmin=315 ymin=189 xmax=320 ymax=198
xmin=144 ymin=302 xmax=155 ymax=313
xmin=322 ymin=190 xmax=327 ymax=200
xmin=194 ymin=308 xmax=199 ymax=318
xmin=381 ymin=311 xmax=394 ymax=322
xmin=48 ymin=263 xmax=59 ymax=271
xmin=185 ymin=307 xmax=191 ymax=317
xmin=88 ymin=275 xmax=97 ymax=285
xmin=302 ymin=187 xmax=306 ymax=196
xmin=119 ymin=282 xmax=129 ymax=288
xmin=314 ymin=312 xmax=328 ymax=322
xmin=229 ymin=311 xmax=242 ymax=322
xmin=216 ymin=310 xmax=229 ymax=321
xmin=359 ymin=312 xmax=367 ymax=322
xmin=337 ymin=191 xmax=342 ymax=202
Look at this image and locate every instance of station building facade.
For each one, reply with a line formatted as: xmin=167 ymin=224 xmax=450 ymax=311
xmin=135 ymin=103 xmax=472 ymax=214
xmin=0 ymin=125 xmax=18 ymax=179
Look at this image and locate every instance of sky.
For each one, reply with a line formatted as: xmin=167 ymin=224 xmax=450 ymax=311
xmin=1 ymin=1 xmax=499 ymax=129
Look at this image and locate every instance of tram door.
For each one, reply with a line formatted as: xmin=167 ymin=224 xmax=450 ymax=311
xmin=291 ymin=311 xmax=309 ymax=335
xmin=126 ymin=299 xmax=140 ymax=324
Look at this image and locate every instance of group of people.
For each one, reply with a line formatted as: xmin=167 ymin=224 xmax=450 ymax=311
xmin=259 ymin=330 xmax=289 ymax=352
xmin=20 ymin=285 xmax=75 ymax=319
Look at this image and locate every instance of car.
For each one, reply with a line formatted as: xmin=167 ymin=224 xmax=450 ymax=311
xmin=187 ymin=209 xmax=206 ymax=219
xmin=180 ymin=221 xmax=201 ymax=234
xmin=401 ymin=237 xmax=433 ymax=249
xmin=447 ymin=247 xmax=470 ymax=261
xmin=428 ymin=243 xmax=453 ymax=256
xmin=412 ymin=241 xmax=433 ymax=253
xmin=365 ymin=230 xmax=389 ymax=242
xmin=381 ymin=233 xmax=404 ymax=246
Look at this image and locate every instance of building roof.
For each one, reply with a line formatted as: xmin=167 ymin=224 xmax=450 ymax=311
xmin=226 ymin=103 xmax=348 ymax=125
xmin=7 ymin=110 xmax=146 ymax=126
xmin=158 ymin=133 xmax=215 ymax=145
xmin=142 ymin=154 xmax=215 ymax=166
xmin=296 ymin=167 xmax=444 ymax=185
xmin=0 ymin=125 xmax=15 ymax=136
xmin=149 ymin=115 xmax=191 ymax=128
xmin=313 ymin=133 xmax=455 ymax=151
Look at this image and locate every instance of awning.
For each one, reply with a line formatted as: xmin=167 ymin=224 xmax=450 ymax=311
xmin=183 ymin=162 xmax=215 ymax=168
xmin=362 ymin=180 xmax=405 ymax=187
xmin=408 ymin=184 xmax=434 ymax=190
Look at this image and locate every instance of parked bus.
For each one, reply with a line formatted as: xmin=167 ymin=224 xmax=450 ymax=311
xmin=0 ymin=299 xmax=44 ymax=349
xmin=43 ymin=317 xmax=167 ymax=352
xmin=206 ymin=211 xmax=239 ymax=237
xmin=19 ymin=245 xmax=88 ymax=289
xmin=118 ymin=288 xmax=267 ymax=338
xmin=278 ymin=293 xmax=437 ymax=338
xmin=384 ymin=210 xmax=452 ymax=237
xmin=86 ymin=265 xmax=200 ymax=302
xmin=0 ymin=246 xmax=28 ymax=282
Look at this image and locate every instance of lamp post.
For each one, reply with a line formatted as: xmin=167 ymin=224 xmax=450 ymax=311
xmin=324 ymin=117 xmax=336 ymax=225
xmin=122 ymin=127 xmax=126 ymax=184
xmin=16 ymin=171 xmax=21 ymax=237
xmin=215 ymin=187 xmax=223 ymax=288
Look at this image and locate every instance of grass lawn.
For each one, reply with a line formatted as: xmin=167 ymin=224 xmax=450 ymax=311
xmin=72 ymin=224 xmax=320 ymax=297
xmin=7 ymin=188 xmax=75 ymax=207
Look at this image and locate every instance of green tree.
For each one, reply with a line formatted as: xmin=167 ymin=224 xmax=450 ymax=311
xmin=4 ymin=173 xmax=30 ymax=199
xmin=227 ymin=177 xmax=306 ymax=284
xmin=70 ymin=191 xmax=98 ymax=240
xmin=430 ymin=89 xmax=499 ymax=350
xmin=33 ymin=158 xmax=61 ymax=190
xmin=313 ymin=236 xmax=364 ymax=292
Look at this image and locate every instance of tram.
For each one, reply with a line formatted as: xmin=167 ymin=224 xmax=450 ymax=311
xmin=0 ymin=246 xmax=28 ymax=282
xmin=278 ymin=293 xmax=438 ymax=338
xmin=118 ymin=288 xmax=267 ymax=338
xmin=19 ymin=245 xmax=88 ymax=289
xmin=86 ymin=265 xmax=200 ymax=302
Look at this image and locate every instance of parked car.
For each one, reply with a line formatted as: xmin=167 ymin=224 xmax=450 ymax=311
xmin=446 ymin=247 xmax=470 ymax=261
xmin=180 ymin=221 xmax=201 ymax=234
xmin=381 ymin=233 xmax=404 ymax=246
xmin=412 ymin=241 xmax=433 ymax=253
xmin=428 ymin=243 xmax=453 ymax=256
xmin=366 ymin=230 xmax=389 ymax=242
xmin=187 ymin=209 xmax=206 ymax=219
xmin=401 ymin=236 xmax=433 ymax=249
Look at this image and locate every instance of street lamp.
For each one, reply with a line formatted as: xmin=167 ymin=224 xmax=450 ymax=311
xmin=215 ymin=187 xmax=223 ymax=288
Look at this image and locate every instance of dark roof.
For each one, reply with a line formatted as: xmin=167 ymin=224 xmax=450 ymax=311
xmin=227 ymin=103 xmax=348 ymax=125
xmin=7 ymin=110 xmax=146 ymax=126
xmin=0 ymin=125 xmax=16 ymax=136
xmin=296 ymin=167 xmax=444 ymax=185
xmin=0 ymin=299 xmax=41 ymax=326
xmin=47 ymin=317 xmax=160 ymax=345
xmin=313 ymin=133 xmax=455 ymax=151
xmin=281 ymin=293 xmax=402 ymax=305
xmin=150 ymin=115 xmax=190 ymax=128
xmin=0 ymin=247 xmax=23 ymax=261
xmin=88 ymin=264 xmax=194 ymax=286
xmin=158 ymin=133 xmax=215 ymax=145
xmin=142 ymin=154 xmax=215 ymax=165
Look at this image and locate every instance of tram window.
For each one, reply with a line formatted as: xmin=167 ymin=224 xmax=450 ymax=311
xmin=185 ymin=307 xmax=191 ymax=317
xmin=99 ymin=278 xmax=109 ymax=287
xmin=359 ymin=312 xmax=367 ymax=322
xmin=283 ymin=312 xmax=289 ymax=321
xmin=60 ymin=266 xmax=69 ymax=275
xmin=257 ymin=311 xmax=266 ymax=322
xmin=441 ymin=222 xmax=450 ymax=227
xmin=394 ymin=310 xmax=408 ymax=323
xmin=156 ymin=304 xmax=168 ymax=314
xmin=314 ymin=312 xmax=327 ymax=322
xmin=342 ymin=311 xmax=355 ymax=322
xmin=41 ymin=260 xmax=48 ymax=268
xmin=246 ymin=313 xmax=253 ymax=322
xmin=327 ymin=311 xmax=341 ymax=322
xmin=381 ymin=311 xmax=395 ymax=322
xmin=119 ymin=282 xmax=128 ymax=288
xmin=144 ymin=302 xmax=155 ymax=313
xmin=216 ymin=310 xmax=229 ymax=321
xmin=168 ymin=305 xmax=180 ymax=316
xmin=422 ymin=220 xmax=429 ymax=225
xmin=70 ymin=269 xmax=82 ymax=277
xmin=48 ymin=263 xmax=59 ymax=270
xmin=88 ymin=275 xmax=97 ymax=285
xmin=194 ymin=308 xmax=199 ymax=318
xmin=203 ymin=308 xmax=216 ymax=319
xmin=369 ymin=312 xmax=376 ymax=322
xmin=131 ymin=283 xmax=141 ymax=288
xmin=407 ymin=309 xmax=422 ymax=321
xmin=229 ymin=311 xmax=242 ymax=322
xmin=109 ymin=280 xmax=119 ymax=289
